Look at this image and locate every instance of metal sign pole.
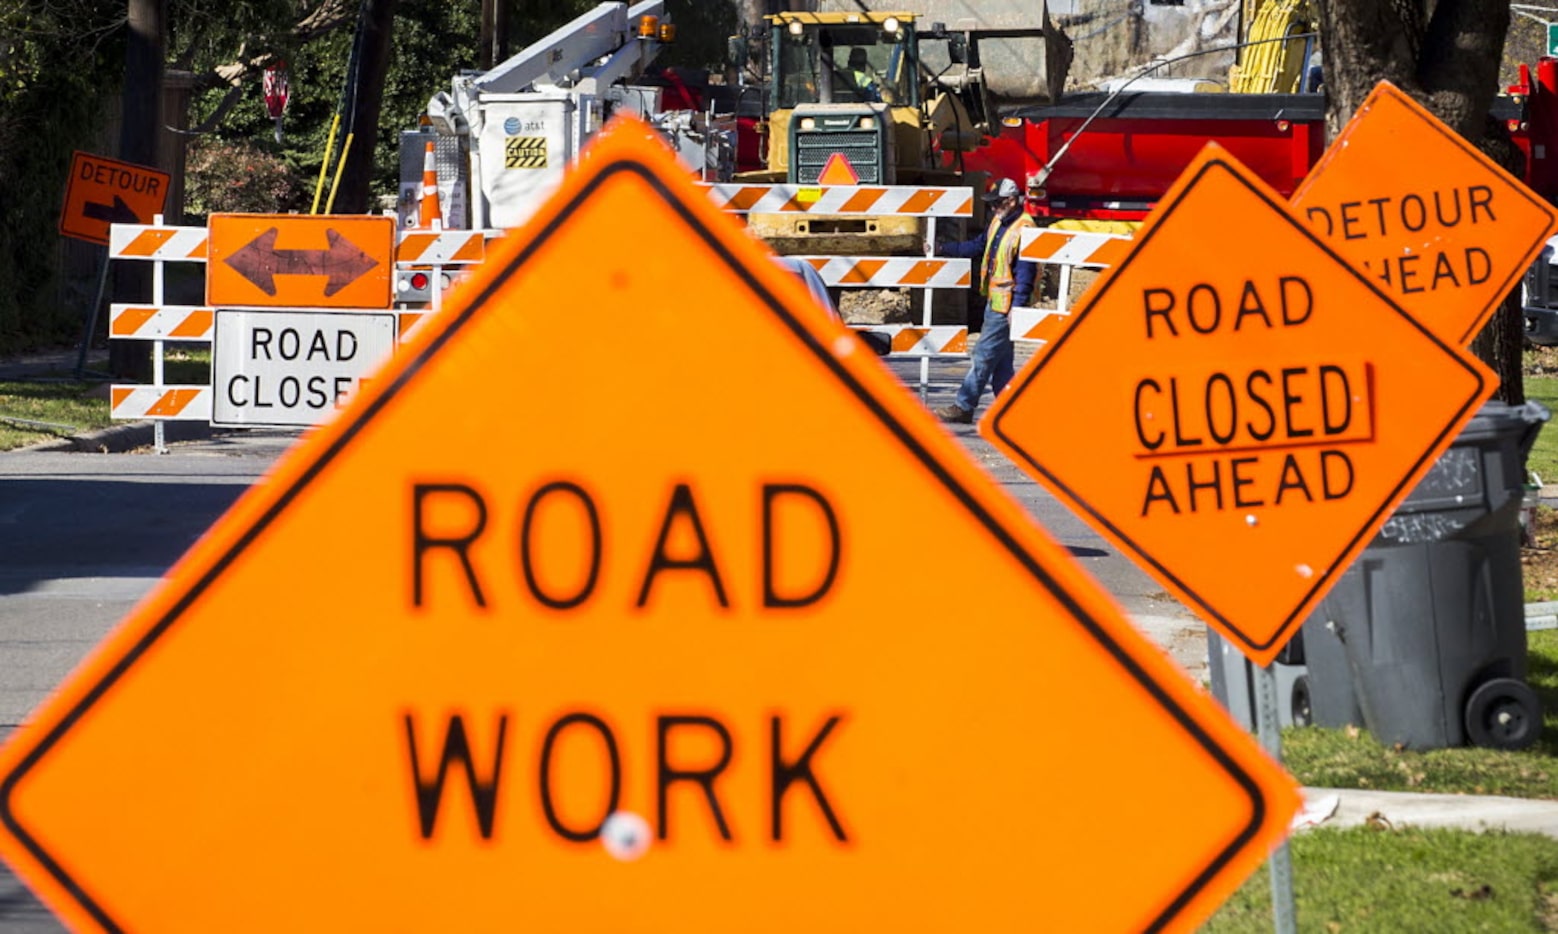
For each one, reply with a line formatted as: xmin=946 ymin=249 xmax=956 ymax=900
xmin=1256 ymin=662 xmax=1298 ymax=934
xmin=74 ymin=246 xmax=112 ymax=379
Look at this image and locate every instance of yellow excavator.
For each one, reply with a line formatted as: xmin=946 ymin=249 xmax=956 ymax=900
xmin=730 ymin=8 xmax=1071 ymax=254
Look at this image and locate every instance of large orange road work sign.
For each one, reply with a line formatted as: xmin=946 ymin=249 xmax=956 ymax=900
xmin=984 ymin=144 xmax=1496 ymax=667
xmin=0 ymin=119 xmax=1296 ymax=933
xmin=1293 ymin=81 xmax=1558 ymax=345
xmin=207 ymin=213 xmax=394 ymax=309
xmin=59 ymin=151 xmax=170 ymax=245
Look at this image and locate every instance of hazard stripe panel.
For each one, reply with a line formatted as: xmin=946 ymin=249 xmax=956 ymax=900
xmin=398 ymin=312 xmax=427 ymax=340
xmin=853 ymin=325 xmax=969 ymax=356
xmin=395 ymin=230 xmax=488 ymax=265
xmin=110 ymin=305 xmax=215 ymax=341
xmin=801 ymin=256 xmax=971 ymax=289
xmin=1010 ymin=307 xmax=1073 ymax=344
xmin=108 ymin=225 xmax=209 ymax=261
xmin=1018 ymin=229 xmax=1132 ymax=267
xmin=110 ymin=385 xmax=211 ymax=421
xmin=704 ymin=184 xmax=974 ymax=217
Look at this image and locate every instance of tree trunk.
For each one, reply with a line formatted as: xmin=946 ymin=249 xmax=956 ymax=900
xmin=1320 ymin=0 xmax=1521 ymax=402
xmin=111 ymin=0 xmax=165 ymax=381
xmin=331 ymin=0 xmax=397 ymax=215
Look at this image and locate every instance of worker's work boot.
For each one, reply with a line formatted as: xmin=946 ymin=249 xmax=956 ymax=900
xmin=935 ymin=404 xmax=973 ymax=424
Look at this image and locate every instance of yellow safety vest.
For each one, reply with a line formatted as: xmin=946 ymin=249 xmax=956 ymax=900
xmin=979 ymin=212 xmax=1034 ymax=313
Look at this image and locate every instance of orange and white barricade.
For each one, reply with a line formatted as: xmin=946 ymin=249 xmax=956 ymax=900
xmin=106 ymin=217 xmax=213 ymax=446
xmin=393 ymin=228 xmax=495 ymax=340
xmin=704 ymin=184 xmax=974 ymax=217
xmin=1012 ymin=227 xmax=1133 ymax=350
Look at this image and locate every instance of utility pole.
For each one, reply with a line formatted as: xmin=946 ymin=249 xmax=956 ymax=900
xmin=332 ymin=0 xmax=398 ymax=214
xmin=112 ymin=0 xmax=165 ymax=380
xmin=479 ymin=0 xmax=496 ymax=71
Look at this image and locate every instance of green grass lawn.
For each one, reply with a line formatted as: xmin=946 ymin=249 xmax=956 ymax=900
xmin=0 ymin=379 xmax=113 ymax=449
xmin=1199 ymin=630 xmax=1558 ymax=931
xmin=1206 ymin=826 xmax=1558 ymax=932
xmin=1279 ymin=629 xmax=1558 ymax=798
xmin=1528 ymin=374 xmax=1558 ymax=484
xmin=0 ymin=349 xmax=209 ymax=451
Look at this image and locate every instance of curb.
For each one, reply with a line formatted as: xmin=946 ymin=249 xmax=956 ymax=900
xmin=24 ymin=420 xmax=212 ymax=454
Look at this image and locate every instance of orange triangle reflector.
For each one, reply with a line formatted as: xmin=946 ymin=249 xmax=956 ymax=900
xmin=817 ymin=152 xmax=859 ymax=186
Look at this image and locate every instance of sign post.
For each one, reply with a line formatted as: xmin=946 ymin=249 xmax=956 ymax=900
xmin=0 ymin=118 xmax=1298 ymax=932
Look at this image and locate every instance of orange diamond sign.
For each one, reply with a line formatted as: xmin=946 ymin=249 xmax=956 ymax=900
xmin=984 ymin=144 xmax=1495 ymax=666
xmin=0 ymin=120 xmax=1296 ymax=932
xmin=1293 ymin=81 xmax=1558 ymax=345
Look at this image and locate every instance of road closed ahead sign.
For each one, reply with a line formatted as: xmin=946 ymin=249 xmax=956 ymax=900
xmin=1293 ymin=81 xmax=1558 ymax=345
xmin=0 ymin=118 xmax=1297 ymax=933
xmin=985 ymin=144 xmax=1495 ymax=665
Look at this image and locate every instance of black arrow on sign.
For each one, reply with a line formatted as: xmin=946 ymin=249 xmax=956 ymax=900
xmin=82 ymin=196 xmax=141 ymax=225
xmin=222 ymin=227 xmax=380 ymax=297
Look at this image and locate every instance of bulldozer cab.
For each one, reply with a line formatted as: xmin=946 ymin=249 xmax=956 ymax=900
xmin=771 ymin=13 xmax=920 ymax=110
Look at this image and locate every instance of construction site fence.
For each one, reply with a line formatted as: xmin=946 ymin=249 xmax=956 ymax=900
xmin=100 ymin=205 xmax=1134 ymax=442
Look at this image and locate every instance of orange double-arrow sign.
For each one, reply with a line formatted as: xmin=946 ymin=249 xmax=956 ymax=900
xmin=207 ymin=214 xmax=395 ymax=309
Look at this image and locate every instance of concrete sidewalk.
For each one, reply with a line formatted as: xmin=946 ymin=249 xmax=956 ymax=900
xmin=1298 ymin=787 xmax=1558 ymax=839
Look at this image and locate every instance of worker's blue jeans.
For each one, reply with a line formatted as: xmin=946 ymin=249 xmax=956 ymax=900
xmin=956 ymin=304 xmax=1013 ymax=412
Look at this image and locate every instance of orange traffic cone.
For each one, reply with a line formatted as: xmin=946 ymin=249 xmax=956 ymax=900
xmin=418 ymin=141 xmax=442 ymax=230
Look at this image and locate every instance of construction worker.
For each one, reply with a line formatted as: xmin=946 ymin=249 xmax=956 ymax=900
xmin=932 ymin=177 xmax=1036 ymax=424
xmin=845 ymin=47 xmax=880 ymax=101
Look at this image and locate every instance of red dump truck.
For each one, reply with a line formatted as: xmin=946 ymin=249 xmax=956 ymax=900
xmin=952 ymin=75 xmax=1558 ymax=342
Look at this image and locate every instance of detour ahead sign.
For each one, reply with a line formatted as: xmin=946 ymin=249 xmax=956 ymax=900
xmin=0 ymin=118 xmax=1297 ymax=932
xmin=1293 ymin=82 xmax=1558 ymax=345
xmin=985 ymin=144 xmax=1495 ymax=666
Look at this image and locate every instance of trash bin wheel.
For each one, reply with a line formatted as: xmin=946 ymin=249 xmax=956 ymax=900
xmin=1463 ymin=678 xmax=1542 ymax=750
xmin=1291 ymin=675 xmax=1313 ymax=728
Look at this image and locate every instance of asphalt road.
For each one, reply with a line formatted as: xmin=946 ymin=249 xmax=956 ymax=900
xmin=0 ymin=360 xmax=1202 ymax=930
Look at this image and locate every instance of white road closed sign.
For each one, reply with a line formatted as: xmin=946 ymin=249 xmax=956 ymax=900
xmin=212 ymin=310 xmax=397 ymax=428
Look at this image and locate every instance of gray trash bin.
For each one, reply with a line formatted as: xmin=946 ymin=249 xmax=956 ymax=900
xmin=1295 ymin=578 xmax=1368 ymax=731
xmin=1323 ymin=400 xmax=1548 ymax=750
xmin=1207 ymin=627 xmax=1310 ymax=731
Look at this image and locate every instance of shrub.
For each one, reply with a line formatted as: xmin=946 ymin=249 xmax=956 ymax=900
xmin=184 ymin=137 xmax=305 ymax=219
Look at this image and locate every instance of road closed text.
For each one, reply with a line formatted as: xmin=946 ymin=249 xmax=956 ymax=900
xmin=212 ymin=310 xmax=397 ymax=427
xmin=1133 ymin=275 xmax=1373 ymax=516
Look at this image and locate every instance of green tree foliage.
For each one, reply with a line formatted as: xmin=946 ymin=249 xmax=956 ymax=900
xmin=0 ymin=0 xmax=735 ymax=352
xmin=186 ymin=0 xmax=486 ymax=210
xmin=659 ymin=0 xmax=737 ymax=73
xmin=0 ymin=0 xmax=124 ymax=352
